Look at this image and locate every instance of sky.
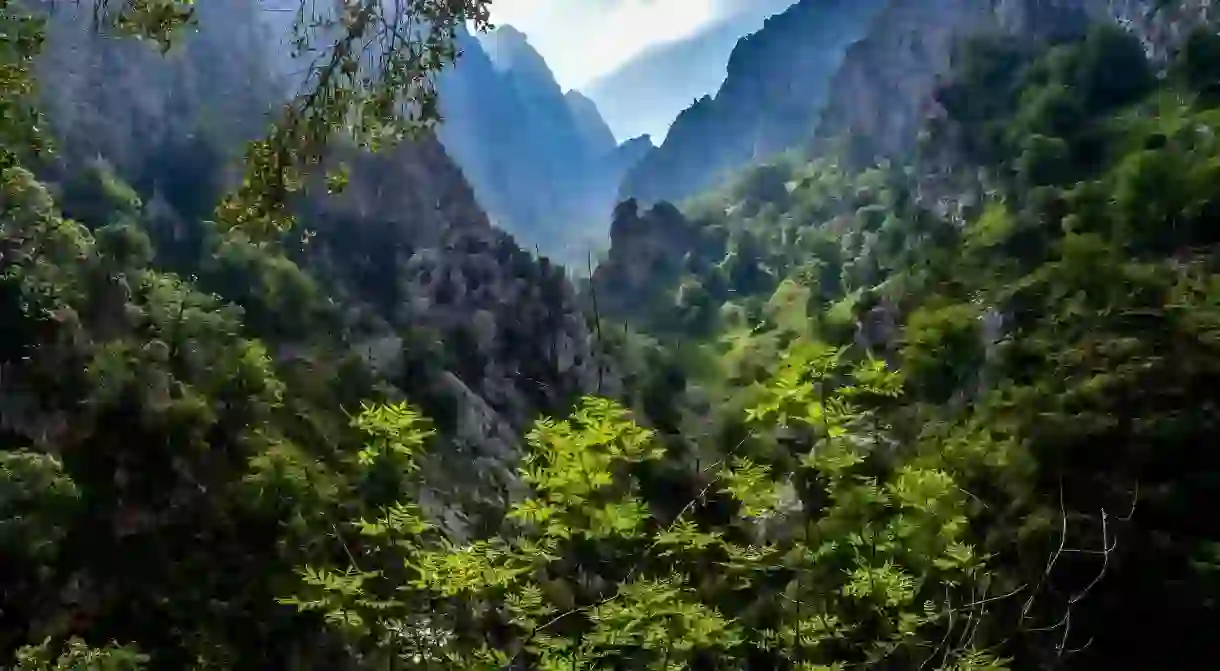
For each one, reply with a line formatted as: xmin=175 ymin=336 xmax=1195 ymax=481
xmin=487 ymin=0 xmax=729 ymax=90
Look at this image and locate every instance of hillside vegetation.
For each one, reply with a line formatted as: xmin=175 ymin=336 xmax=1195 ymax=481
xmin=592 ymin=23 xmax=1220 ymax=669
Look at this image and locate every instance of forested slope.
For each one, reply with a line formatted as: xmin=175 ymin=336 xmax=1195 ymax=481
xmin=594 ymin=18 xmax=1220 ymax=669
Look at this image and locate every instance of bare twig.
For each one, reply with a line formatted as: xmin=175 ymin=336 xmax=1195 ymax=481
xmin=1022 ymin=476 xmax=1068 ymax=620
xmin=1022 ymin=479 xmax=1138 ymax=664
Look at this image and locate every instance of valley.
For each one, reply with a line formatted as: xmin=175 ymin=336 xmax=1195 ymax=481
xmin=2 ymin=0 xmax=1220 ymax=669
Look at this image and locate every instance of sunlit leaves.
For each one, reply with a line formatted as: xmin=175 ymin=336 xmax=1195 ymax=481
xmin=278 ymin=566 xmax=386 ymax=637
xmin=352 ymin=401 xmax=434 ymax=473
xmin=411 ymin=540 xmax=534 ymax=596
xmin=589 ymin=499 xmax=650 ymax=539
xmin=520 ymin=397 xmax=663 ymax=504
xmin=279 ymin=350 xmax=1009 ymax=669
xmin=721 ymin=457 xmax=786 ymax=519
xmin=13 ymin=637 xmax=148 ymax=671
xmin=585 ymin=577 xmax=743 ymax=663
xmin=843 ymin=562 xmax=917 ymax=608
xmin=888 ymin=466 xmax=959 ymax=514
xmin=356 ymin=502 xmax=433 ymax=539
xmin=656 ymin=519 xmax=724 ymax=557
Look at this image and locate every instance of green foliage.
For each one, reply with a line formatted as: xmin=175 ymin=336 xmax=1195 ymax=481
xmin=283 ymin=356 xmax=1014 ymax=669
xmin=593 ymin=23 xmax=1220 ymax=669
xmin=900 ymin=301 xmax=983 ymax=402
xmin=0 ymin=160 xmax=352 ymax=666
xmin=935 ymin=26 xmax=1153 ymax=189
xmin=5 ymin=5 xmax=1220 ymax=670
xmin=1172 ymin=27 xmax=1220 ymax=98
xmin=11 ymin=638 xmax=147 ymax=671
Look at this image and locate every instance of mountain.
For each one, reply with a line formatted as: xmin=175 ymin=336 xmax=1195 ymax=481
xmin=582 ymin=0 xmax=796 ymax=142
xmin=617 ymin=0 xmax=887 ymax=206
xmin=565 ymin=90 xmax=618 ymax=156
xmin=30 ymin=3 xmax=616 ymax=531
xmin=813 ymin=0 xmax=1096 ymax=163
xmin=437 ymin=26 xmax=650 ymax=262
xmin=479 ymin=24 xmax=545 ymax=75
xmin=608 ymin=0 xmax=1210 ymax=287
xmin=814 ymin=0 xmax=1214 ymax=163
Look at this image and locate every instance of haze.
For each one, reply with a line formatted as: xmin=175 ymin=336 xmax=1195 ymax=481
xmin=487 ymin=0 xmax=728 ymax=89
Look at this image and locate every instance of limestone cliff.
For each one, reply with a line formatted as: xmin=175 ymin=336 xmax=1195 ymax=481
xmin=591 ymin=199 xmax=713 ymax=329
xmin=566 ymin=90 xmax=618 ymax=157
xmin=301 ymin=139 xmax=619 ymax=522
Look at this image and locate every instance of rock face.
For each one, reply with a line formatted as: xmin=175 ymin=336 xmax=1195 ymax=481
xmin=38 ymin=0 xmax=277 ymax=206
xmin=299 ymin=138 xmax=621 ymax=528
xmin=437 ymin=26 xmax=651 ymax=263
xmin=612 ymin=0 xmax=1216 ymax=216
xmin=618 ymin=0 xmax=886 ymax=206
xmin=815 ymin=0 xmax=1217 ymax=163
xmin=592 ymin=199 xmax=707 ymax=322
xmin=306 ymin=137 xmax=616 ymax=416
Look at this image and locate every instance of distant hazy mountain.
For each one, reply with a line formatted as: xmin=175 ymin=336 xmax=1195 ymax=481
xmin=437 ymin=26 xmax=652 ymax=263
xmin=618 ymin=0 xmax=886 ymax=206
xmin=566 ymin=90 xmax=618 ymax=157
xmin=582 ymin=0 xmax=796 ymax=142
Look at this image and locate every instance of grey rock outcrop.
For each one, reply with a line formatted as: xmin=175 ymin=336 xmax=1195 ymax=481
xmin=815 ymin=0 xmax=1217 ymax=164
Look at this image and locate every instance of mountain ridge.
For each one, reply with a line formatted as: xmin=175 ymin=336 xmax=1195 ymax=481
xmin=617 ymin=0 xmax=887 ymax=206
xmin=437 ymin=25 xmax=647 ymax=262
xmin=582 ymin=0 xmax=796 ymax=142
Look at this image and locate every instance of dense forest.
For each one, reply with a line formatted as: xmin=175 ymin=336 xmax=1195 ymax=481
xmin=2 ymin=1 xmax=1220 ymax=670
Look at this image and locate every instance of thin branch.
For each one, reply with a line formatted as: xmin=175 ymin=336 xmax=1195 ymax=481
xmin=1068 ymin=509 xmax=1113 ymax=606
xmin=1022 ymin=476 xmax=1068 ymax=620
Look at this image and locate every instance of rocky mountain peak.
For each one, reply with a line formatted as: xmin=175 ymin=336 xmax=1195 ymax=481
xmin=480 ymin=25 xmax=557 ymax=84
xmin=565 ymin=90 xmax=618 ymax=155
xmin=438 ymin=27 xmax=650 ymax=261
xmin=617 ymin=0 xmax=886 ymax=206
